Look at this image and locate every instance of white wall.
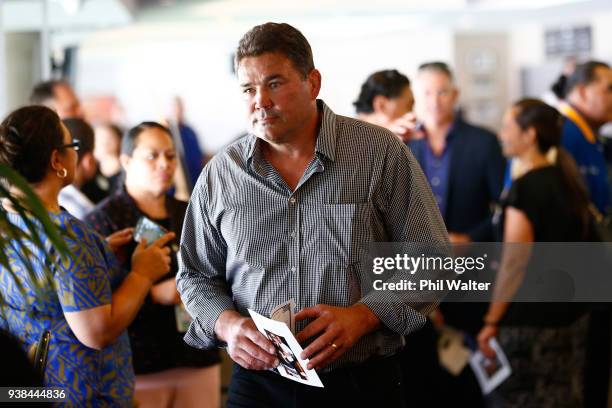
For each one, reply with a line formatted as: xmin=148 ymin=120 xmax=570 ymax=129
xmin=76 ymin=5 xmax=612 ymax=152
xmin=592 ymin=10 xmax=612 ymax=59
xmin=508 ymin=9 xmax=612 ymax=102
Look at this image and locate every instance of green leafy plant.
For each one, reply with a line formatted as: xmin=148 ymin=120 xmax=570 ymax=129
xmin=0 ymin=163 xmax=70 ymax=307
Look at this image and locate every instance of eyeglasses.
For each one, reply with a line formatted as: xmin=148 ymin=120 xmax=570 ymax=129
xmin=59 ymin=139 xmax=80 ymax=152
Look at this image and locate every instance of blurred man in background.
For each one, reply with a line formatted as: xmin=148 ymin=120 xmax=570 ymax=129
xmin=404 ymin=61 xmax=505 ymax=408
xmin=560 ymin=60 xmax=612 ymax=215
xmin=30 ymin=80 xmax=83 ymax=119
xmin=166 ymin=96 xmax=208 ymax=190
xmin=58 ymin=118 xmax=97 ymax=219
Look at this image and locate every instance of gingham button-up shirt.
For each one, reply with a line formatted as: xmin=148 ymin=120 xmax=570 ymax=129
xmin=177 ymin=100 xmax=448 ymax=370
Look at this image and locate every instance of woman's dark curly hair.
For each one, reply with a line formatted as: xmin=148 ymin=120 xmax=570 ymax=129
xmin=353 ymin=69 xmax=411 ymax=114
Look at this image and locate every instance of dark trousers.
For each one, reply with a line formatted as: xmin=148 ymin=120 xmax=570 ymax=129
xmin=227 ymin=354 xmax=406 ymax=408
xmin=400 ymin=321 xmax=485 ymax=408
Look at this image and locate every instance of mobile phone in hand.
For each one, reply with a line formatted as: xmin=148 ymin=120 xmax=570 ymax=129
xmin=133 ymin=216 xmax=167 ymax=246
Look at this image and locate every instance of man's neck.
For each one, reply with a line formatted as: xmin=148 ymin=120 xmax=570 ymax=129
xmin=425 ymin=119 xmax=453 ymax=139
xmin=261 ymin=108 xmax=321 ymax=191
xmin=424 ymin=118 xmax=454 ymax=155
xmin=567 ymin=98 xmax=602 ymax=132
xmin=100 ymin=159 xmax=121 ymax=177
xmin=263 ymin=109 xmax=320 ymax=161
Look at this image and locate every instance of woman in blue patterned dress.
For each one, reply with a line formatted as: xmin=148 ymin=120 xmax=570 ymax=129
xmin=0 ymin=106 xmax=173 ymax=406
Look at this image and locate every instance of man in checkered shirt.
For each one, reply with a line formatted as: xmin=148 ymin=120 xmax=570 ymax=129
xmin=177 ymin=22 xmax=448 ymax=407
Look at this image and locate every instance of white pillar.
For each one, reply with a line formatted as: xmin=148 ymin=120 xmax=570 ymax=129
xmin=40 ymin=0 xmax=51 ymax=80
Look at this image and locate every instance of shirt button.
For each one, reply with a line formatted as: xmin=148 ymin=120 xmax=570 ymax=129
xmin=431 ymin=176 xmax=440 ymax=187
xmin=290 ymin=266 xmax=296 ymax=272
xmin=289 ymin=197 xmax=297 ymax=204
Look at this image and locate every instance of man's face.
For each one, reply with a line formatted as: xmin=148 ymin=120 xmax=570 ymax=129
xmin=237 ymin=52 xmax=320 ymax=144
xmin=53 ymin=83 xmax=82 ymax=119
xmin=415 ymin=70 xmax=458 ymax=127
xmin=582 ymin=66 xmax=612 ymax=125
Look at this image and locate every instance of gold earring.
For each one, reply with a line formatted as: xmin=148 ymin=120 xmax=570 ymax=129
xmin=56 ymin=168 xmax=68 ymax=179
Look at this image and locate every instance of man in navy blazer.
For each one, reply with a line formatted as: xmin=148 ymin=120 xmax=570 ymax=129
xmin=402 ymin=62 xmax=505 ymax=407
xmin=408 ymin=62 xmax=505 ymax=245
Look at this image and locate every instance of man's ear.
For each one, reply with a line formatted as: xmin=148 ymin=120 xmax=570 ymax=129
xmin=451 ymin=88 xmax=460 ymax=106
xmin=307 ymin=69 xmax=322 ymax=99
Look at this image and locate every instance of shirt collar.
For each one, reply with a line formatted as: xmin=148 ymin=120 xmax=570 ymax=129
xmin=445 ymin=117 xmax=463 ymax=142
xmin=314 ymin=99 xmax=337 ymax=162
xmin=423 ymin=116 xmax=461 ymax=153
xmin=558 ymin=102 xmax=597 ymax=144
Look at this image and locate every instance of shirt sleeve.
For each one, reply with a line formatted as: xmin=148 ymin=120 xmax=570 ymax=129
xmin=55 ymin=222 xmax=113 ymax=313
xmin=177 ymin=169 xmax=236 ymax=349
xmin=505 ymin=178 xmax=541 ymax=234
xmin=358 ymin=136 xmax=450 ymax=335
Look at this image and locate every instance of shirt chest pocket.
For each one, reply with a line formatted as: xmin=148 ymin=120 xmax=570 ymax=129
xmin=304 ymin=202 xmax=376 ymax=266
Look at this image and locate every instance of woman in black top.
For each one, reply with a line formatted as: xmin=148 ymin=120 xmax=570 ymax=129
xmin=87 ymin=122 xmax=220 ymax=408
xmin=477 ymin=99 xmax=593 ymax=407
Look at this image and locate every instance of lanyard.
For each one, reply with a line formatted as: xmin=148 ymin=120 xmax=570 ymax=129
xmin=559 ymin=102 xmax=596 ymax=144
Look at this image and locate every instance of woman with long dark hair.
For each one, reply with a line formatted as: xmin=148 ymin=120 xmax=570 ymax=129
xmin=478 ymin=99 xmax=594 ymax=406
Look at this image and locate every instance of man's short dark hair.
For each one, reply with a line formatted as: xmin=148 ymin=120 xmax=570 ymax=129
xmin=235 ymin=22 xmax=314 ymax=78
xmin=418 ymin=61 xmax=454 ymax=82
xmin=565 ymin=60 xmax=610 ymax=96
xmin=62 ymin=118 xmax=94 ymax=163
xmin=121 ymin=122 xmax=172 ymax=157
xmin=30 ymin=80 xmax=65 ymax=105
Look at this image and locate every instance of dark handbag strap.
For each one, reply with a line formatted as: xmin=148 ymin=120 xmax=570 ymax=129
xmin=30 ymin=330 xmax=51 ymax=379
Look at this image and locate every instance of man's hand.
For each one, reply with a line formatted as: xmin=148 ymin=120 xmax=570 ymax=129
xmin=448 ymin=232 xmax=471 ymax=244
xmin=296 ymin=304 xmax=380 ymax=370
xmin=477 ymin=324 xmax=499 ymax=359
xmin=215 ymin=311 xmax=279 ymax=370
